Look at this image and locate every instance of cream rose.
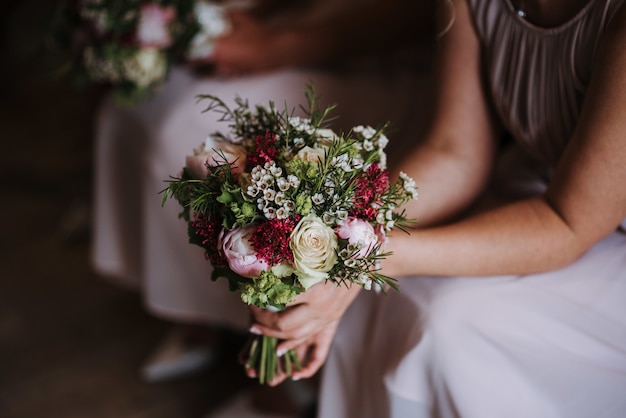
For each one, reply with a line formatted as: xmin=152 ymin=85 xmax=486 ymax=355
xmin=290 ymin=214 xmax=338 ymax=289
xmin=314 ymin=128 xmax=339 ymax=146
xmin=295 ymin=146 xmax=327 ymax=164
xmin=185 ymin=137 xmax=247 ymax=178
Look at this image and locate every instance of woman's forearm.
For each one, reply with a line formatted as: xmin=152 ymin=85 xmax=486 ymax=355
xmin=384 ymin=196 xmax=594 ymax=278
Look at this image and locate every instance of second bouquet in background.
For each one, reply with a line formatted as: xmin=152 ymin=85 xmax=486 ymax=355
xmin=161 ymin=84 xmax=419 ymax=384
xmin=51 ymin=0 xmax=233 ymax=103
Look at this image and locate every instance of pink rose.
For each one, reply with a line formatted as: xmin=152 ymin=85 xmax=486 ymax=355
xmin=136 ymin=4 xmax=176 ymax=48
xmin=185 ymin=139 xmax=247 ymax=179
xmin=221 ymin=225 xmax=268 ymax=278
xmin=374 ymin=224 xmax=388 ymax=246
xmin=335 ymin=218 xmax=381 ymax=258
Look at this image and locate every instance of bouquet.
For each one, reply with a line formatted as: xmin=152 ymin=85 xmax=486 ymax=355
xmin=51 ymin=0 xmax=232 ymax=103
xmin=161 ymin=85 xmax=419 ymax=384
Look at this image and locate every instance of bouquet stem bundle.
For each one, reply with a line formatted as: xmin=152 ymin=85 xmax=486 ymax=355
xmin=246 ymin=335 xmax=301 ymax=384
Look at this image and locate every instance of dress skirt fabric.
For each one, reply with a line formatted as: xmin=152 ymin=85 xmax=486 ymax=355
xmin=92 ymin=61 xmax=430 ymax=329
xmin=317 ymin=146 xmax=626 ymax=417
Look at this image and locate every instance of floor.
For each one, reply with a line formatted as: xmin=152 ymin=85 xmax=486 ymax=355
xmin=0 ymin=2 xmax=312 ymax=417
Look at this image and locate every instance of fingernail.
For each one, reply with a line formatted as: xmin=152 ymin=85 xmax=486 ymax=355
xmin=292 ymin=376 xmax=301 ymax=381
xmin=249 ymin=326 xmax=262 ymax=335
xmin=276 ymin=348 xmax=286 ymax=357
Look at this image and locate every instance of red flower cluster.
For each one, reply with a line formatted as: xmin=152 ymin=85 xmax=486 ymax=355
xmin=191 ymin=213 xmax=226 ymax=267
xmin=350 ymin=163 xmax=389 ymax=220
xmin=247 ymin=130 xmax=279 ymax=168
xmin=250 ymin=217 xmax=300 ymax=266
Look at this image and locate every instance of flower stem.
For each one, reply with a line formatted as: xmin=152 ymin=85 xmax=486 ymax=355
xmin=247 ymin=335 xmax=302 ymax=384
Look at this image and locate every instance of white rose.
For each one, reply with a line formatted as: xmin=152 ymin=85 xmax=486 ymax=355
xmin=295 ymin=146 xmax=327 ymax=164
xmin=290 ymin=214 xmax=338 ymax=289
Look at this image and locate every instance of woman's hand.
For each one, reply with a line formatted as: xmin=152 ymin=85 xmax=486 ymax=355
xmin=250 ymin=280 xmax=360 ymax=348
xmin=247 ymin=281 xmax=361 ymax=375
xmin=243 ymin=321 xmax=339 ymax=386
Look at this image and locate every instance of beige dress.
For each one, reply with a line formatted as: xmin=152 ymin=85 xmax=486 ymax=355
xmin=318 ymin=0 xmax=626 ymax=417
xmin=91 ymin=46 xmax=431 ymax=328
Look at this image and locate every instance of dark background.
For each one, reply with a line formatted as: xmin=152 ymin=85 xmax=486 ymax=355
xmin=0 ymin=1 xmax=253 ymax=416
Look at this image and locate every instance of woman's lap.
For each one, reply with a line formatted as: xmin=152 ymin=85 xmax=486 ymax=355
xmin=320 ymin=231 xmax=626 ymax=417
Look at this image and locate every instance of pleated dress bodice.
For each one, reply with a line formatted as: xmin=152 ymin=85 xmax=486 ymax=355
xmin=468 ymin=0 xmax=624 ymax=165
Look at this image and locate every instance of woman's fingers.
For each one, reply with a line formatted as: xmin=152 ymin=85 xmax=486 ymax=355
xmin=291 ymin=324 xmax=337 ymax=380
xmin=275 ymin=337 xmax=308 ymax=356
xmin=249 ymin=318 xmax=318 ymax=341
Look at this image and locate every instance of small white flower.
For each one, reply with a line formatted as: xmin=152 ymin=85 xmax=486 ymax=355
xmin=322 ymin=213 xmax=334 ymax=224
xmin=358 ymin=273 xmax=370 ymax=284
xmin=251 ymin=167 xmax=263 ymax=181
xmin=284 ymin=200 xmax=295 ymax=211
xmin=263 ymin=189 xmax=276 ymax=201
xmin=351 ymin=156 xmax=364 ymax=169
xmin=247 ymin=185 xmax=259 ymax=197
xmin=262 ymin=175 xmax=274 ymax=187
xmin=276 ymin=208 xmax=289 ymax=219
xmin=312 ymin=193 xmax=325 ymax=204
xmin=264 ymin=207 xmax=276 ymax=220
xmin=377 ymin=135 xmax=389 ymax=149
xmin=379 ymin=151 xmax=387 ymax=170
xmin=344 ymin=259 xmax=358 ymax=268
xmin=276 ymin=177 xmax=290 ymax=191
xmin=363 ymin=140 xmax=374 ymax=151
xmin=270 ymin=165 xmax=282 ymax=177
xmin=400 ymin=171 xmax=419 ymax=199
xmin=363 ymin=126 xmax=377 ymax=139
xmin=288 ymin=175 xmax=300 ymax=188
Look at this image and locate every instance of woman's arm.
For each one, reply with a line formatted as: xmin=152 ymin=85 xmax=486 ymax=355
xmin=389 ymin=0 xmax=500 ymax=227
xmin=384 ymin=3 xmax=626 ymax=278
xmin=249 ymin=0 xmax=501 ymax=381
